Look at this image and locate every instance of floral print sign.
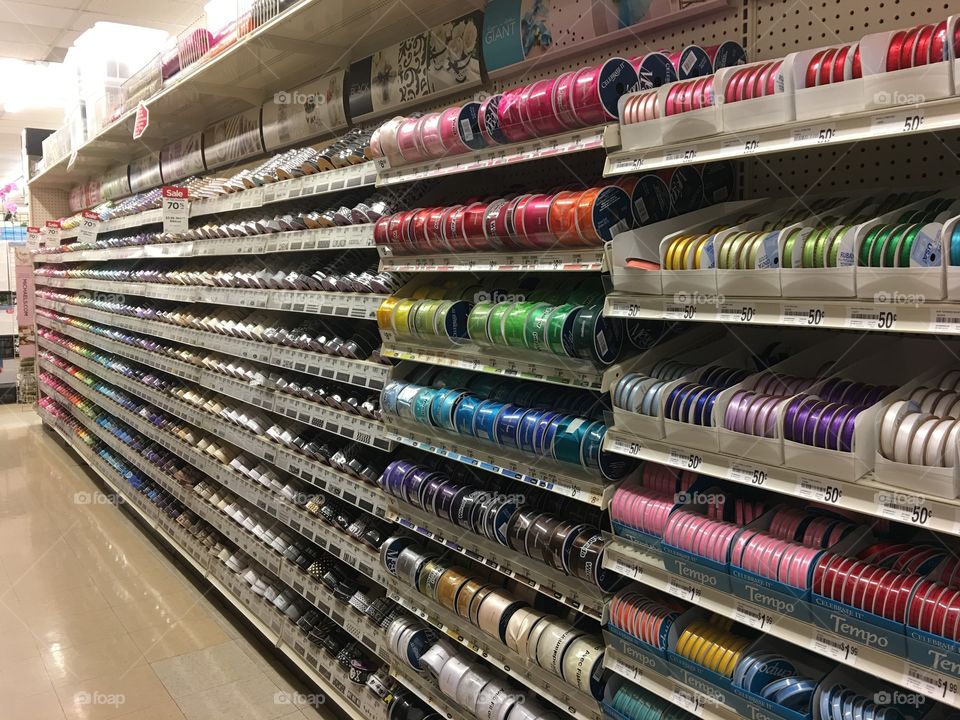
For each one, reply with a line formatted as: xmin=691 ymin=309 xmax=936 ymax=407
xmin=348 ymin=10 xmax=484 ymax=120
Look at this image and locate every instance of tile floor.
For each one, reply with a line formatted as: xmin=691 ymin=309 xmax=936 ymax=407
xmin=0 ymin=404 xmax=338 ymax=720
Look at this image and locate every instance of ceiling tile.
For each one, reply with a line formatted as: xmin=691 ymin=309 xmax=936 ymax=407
xmin=0 ymin=41 xmax=51 ymax=62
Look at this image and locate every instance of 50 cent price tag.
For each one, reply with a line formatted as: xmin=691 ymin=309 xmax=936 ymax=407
xmin=797 ymin=475 xmax=843 ymax=503
xmin=781 ymin=303 xmax=826 ymax=327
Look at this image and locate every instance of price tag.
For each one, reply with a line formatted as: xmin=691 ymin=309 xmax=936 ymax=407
xmin=846 ymin=305 xmax=897 ymax=330
xmin=610 ymin=557 xmax=643 ymax=579
xmin=813 ymin=630 xmax=860 ymax=665
xmin=664 ymin=302 xmax=699 ymax=320
xmin=667 ymin=447 xmax=702 ymax=470
xmin=77 ymin=211 xmax=100 ymax=244
xmin=43 ymin=220 xmax=61 ymax=246
xmin=665 ymin=148 xmax=698 ymax=163
xmin=728 ymin=461 xmax=768 ymax=487
xmin=876 ymin=490 xmax=934 ymax=527
xmin=932 ymin=307 xmax=960 ymax=332
xmin=611 ymin=656 xmax=644 ymax=681
xmin=162 ymin=187 xmax=190 ymax=233
xmin=872 ymin=112 xmax=925 ymax=134
xmin=781 ymin=303 xmax=827 ymax=326
xmin=722 ymin=136 xmax=760 ymax=153
xmin=610 ymin=436 xmax=643 ymax=457
xmin=667 ymin=577 xmax=703 ymax=602
xmin=733 ymin=601 xmax=777 ymax=630
xmin=671 ymin=685 xmax=706 ymax=714
xmin=903 ymin=663 xmax=960 ymax=704
xmin=26 ymin=226 xmax=42 ymax=250
xmin=720 ymin=303 xmax=756 ymax=323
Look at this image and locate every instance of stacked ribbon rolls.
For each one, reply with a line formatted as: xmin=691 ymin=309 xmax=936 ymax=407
xmin=879 ymin=370 xmax=960 ymax=467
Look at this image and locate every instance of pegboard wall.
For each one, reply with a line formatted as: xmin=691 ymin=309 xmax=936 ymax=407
xmin=28 ymin=186 xmax=72 ymax=227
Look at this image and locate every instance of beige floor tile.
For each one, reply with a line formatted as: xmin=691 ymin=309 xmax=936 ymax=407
xmin=5 ymin=584 xmax=111 ymax=625
xmin=174 ymin=673 xmax=290 ymax=720
xmin=1 ymin=688 xmax=67 ymax=720
xmin=55 ymin=664 xmax=174 ymax=720
xmin=111 ymin=587 xmax=212 ymax=634
xmin=0 ymin=653 xmax=55 ymax=697
xmin=30 ymin=606 xmax=129 ymax=650
xmin=128 ymin=615 xmax=231 ymax=662
xmin=41 ymin=634 xmax=149 ymax=687
xmin=112 ymin=700 xmax=187 ymax=720
xmin=150 ymin=641 xmax=262 ymax=698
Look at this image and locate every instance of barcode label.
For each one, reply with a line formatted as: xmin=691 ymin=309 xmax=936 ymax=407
xmin=933 ymin=308 xmax=960 ymax=332
xmin=733 ymin=601 xmax=777 ymax=630
xmin=903 ymin=663 xmax=959 ymax=703
xmin=813 ymin=631 xmax=860 ymax=664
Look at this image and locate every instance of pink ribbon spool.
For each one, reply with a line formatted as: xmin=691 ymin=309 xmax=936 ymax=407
xmin=386 ymin=213 xmax=406 ymax=253
xmin=419 ymin=113 xmax=447 ymax=159
xmin=399 ymin=210 xmax=420 ymax=253
xmin=524 ymin=77 xmax=567 ymax=137
xmin=377 ymin=117 xmax=406 ymax=167
xmin=497 ymin=88 xmax=530 ymax=143
xmin=396 ymin=117 xmax=427 ymax=163
xmin=500 ymin=195 xmax=530 ymax=250
xmin=552 ymin=71 xmax=582 ymax=129
xmin=369 ymin=127 xmax=384 ymax=158
xmin=570 ymin=66 xmax=606 ymax=125
xmin=517 ymin=194 xmax=555 ymax=249
xmin=439 ymin=106 xmax=471 ymax=155
xmin=462 ymin=201 xmax=491 ymax=250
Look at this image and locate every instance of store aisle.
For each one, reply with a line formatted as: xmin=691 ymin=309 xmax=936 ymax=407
xmin=0 ymin=405 xmax=336 ymax=720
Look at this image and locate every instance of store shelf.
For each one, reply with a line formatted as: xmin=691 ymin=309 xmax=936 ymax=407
xmin=37 ymin=345 xmax=392 ymax=524
xmin=380 ymin=341 xmax=606 ymax=390
xmin=38 ymin=224 xmax=376 ymax=263
xmin=30 ymin=0 xmax=481 ymax=189
xmin=378 ymin=247 xmax=605 ymax=273
xmin=602 ymin=538 xmax=960 ymax=710
xmin=603 ymin=645 xmax=739 ymax=720
xmin=35 ymin=296 xmax=392 ymax=390
xmin=384 ymin=418 xmax=605 ymax=506
xmin=602 ymin=427 xmax=960 ymax=538
xmin=605 ymin=292 xmax=960 ymax=336
xmin=385 ymin=578 xmax=602 ymax=720
xmin=389 ymin=664 xmax=463 ymax=720
xmin=375 ymin=126 xmax=607 ymax=186
xmin=37 ymin=319 xmax=392 ymax=453
xmin=38 ymin=405 xmax=386 ymax=720
xmin=34 ymin=277 xmax=385 ymax=321
xmin=603 ymin=95 xmax=960 ymax=176
xmin=39 ymin=358 xmax=390 ymax=587
xmin=388 ymin=501 xmax=605 ymax=619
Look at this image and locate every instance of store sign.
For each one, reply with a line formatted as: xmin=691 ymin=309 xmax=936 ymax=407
xmin=26 ymin=226 xmax=41 ymax=250
xmin=162 ymin=186 xmax=190 ymax=233
xmin=133 ymin=101 xmax=150 ymax=140
xmin=78 ymin=210 xmax=101 ymax=244
xmin=43 ymin=220 xmax=61 ymax=246
xmin=261 ymin=71 xmax=347 ymax=151
xmin=347 ymin=10 xmax=483 ymax=119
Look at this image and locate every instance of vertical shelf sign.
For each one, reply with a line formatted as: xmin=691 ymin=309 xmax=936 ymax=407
xmin=43 ymin=220 xmax=61 ymax=247
xmin=26 ymin=226 xmax=41 ymax=250
xmin=162 ymin=186 xmax=190 ymax=233
xmin=133 ymin=101 xmax=150 ymax=140
xmin=78 ymin=210 xmax=101 ymax=244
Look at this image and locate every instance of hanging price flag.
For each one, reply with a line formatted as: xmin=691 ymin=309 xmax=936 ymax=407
xmin=133 ymin=101 xmax=150 ymax=140
xmin=78 ymin=210 xmax=101 ymax=244
xmin=26 ymin=226 xmax=41 ymax=250
xmin=43 ymin=220 xmax=61 ymax=247
xmin=162 ymin=186 xmax=189 ymax=233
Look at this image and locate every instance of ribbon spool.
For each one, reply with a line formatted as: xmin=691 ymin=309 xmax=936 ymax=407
xmin=671 ymin=45 xmax=712 ymax=79
xmin=419 ymin=113 xmax=447 ymax=158
xmin=704 ymin=40 xmax=748 ymax=70
xmin=376 ymin=116 xmax=406 ymax=166
xmin=397 ymin=117 xmax=428 ymax=163
xmin=457 ymin=102 xmax=486 ymax=150
xmin=439 ymin=106 xmax=472 ymax=155
xmin=570 ymin=58 xmax=639 ymax=124
xmin=524 ymin=77 xmax=567 ymax=136
xmin=574 ymin=185 xmax=632 ymax=245
xmin=668 ymin=166 xmax=705 ymax=216
xmin=630 ymin=52 xmax=678 ymax=90
xmin=478 ymin=94 xmax=509 ymax=144
xmin=552 ymin=71 xmax=582 ymax=129
xmin=497 ymin=88 xmax=531 ymax=143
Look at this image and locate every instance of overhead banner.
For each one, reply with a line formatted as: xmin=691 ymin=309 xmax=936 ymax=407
xmin=261 ymin=71 xmax=347 ymax=151
xmin=482 ymin=0 xmax=718 ymax=73
xmin=161 ymin=132 xmax=205 ymax=184
xmin=348 ymin=10 xmax=484 ymax=119
xmin=202 ymin=108 xmax=264 ymax=170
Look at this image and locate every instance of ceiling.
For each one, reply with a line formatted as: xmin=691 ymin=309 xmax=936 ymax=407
xmin=0 ymin=0 xmax=209 ymax=64
xmin=0 ymin=0 xmax=209 ymax=204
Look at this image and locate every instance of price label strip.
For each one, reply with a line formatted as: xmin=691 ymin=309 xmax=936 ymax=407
xmin=903 ymin=663 xmax=960 ymax=705
xmin=733 ymin=601 xmax=778 ymax=631
xmin=781 ymin=303 xmax=826 ymax=327
xmin=797 ymin=475 xmax=843 ymax=504
xmin=813 ymin=631 xmax=860 ymax=665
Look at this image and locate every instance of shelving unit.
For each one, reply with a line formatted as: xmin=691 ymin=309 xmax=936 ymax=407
xmin=27 ymin=1 xmax=960 ymax=720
